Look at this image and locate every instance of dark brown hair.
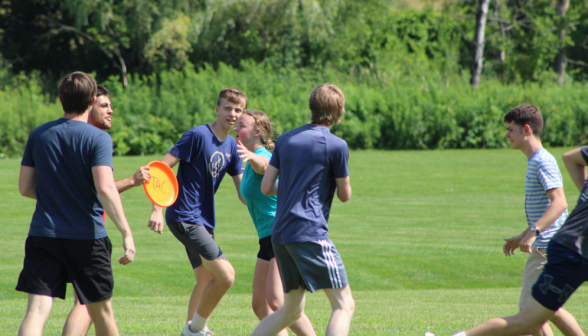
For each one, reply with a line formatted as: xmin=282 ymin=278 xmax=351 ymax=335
xmin=503 ymin=103 xmax=543 ymax=136
xmin=309 ymin=84 xmax=345 ymax=125
xmin=243 ymin=110 xmax=275 ymax=150
xmin=96 ymin=85 xmax=109 ymax=98
xmin=58 ymin=72 xmax=97 ymax=114
xmin=217 ymin=88 xmax=248 ymax=109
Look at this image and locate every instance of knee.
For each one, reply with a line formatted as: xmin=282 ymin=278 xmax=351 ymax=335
xmin=216 ymin=271 xmax=235 ymax=290
xmin=267 ymin=294 xmax=283 ymax=312
xmin=337 ymin=296 xmax=355 ymax=316
xmin=251 ymin=301 xmax=266 ymax=318
xmin=510 ymin=316 xmax=543 ymax=335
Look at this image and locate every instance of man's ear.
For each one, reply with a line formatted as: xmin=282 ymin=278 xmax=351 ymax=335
xmin=524 ymin=124 xmax=533 ymax=136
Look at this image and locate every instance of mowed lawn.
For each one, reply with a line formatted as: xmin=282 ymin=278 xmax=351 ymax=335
xmin=1 ymin=148 xmax=588 ymax=335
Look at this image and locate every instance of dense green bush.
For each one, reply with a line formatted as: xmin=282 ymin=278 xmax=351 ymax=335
xmin=1 ymin=63 xmax=587 ymax=157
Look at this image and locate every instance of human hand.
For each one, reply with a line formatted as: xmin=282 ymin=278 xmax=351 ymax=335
xmin=519 ymin=231 xmax=536 ymax=254
xmin=236 ymin=140 xmax=254 ymax=165
xmin=147 ymin=209 xmax=164 ymax=234
xmin=503 ymin=236 xmax=520 ymax=256
xmin=132 ymin=166 xmax=151 ymax=186
xmin=119 ymin=236 xmax=136 ymax=265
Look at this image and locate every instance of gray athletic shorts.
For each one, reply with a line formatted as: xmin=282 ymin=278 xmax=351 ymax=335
xmin=167 ymin=222 xmax=225 ymax=269
xmin=273 ymin=239 xmax=348 ymax=293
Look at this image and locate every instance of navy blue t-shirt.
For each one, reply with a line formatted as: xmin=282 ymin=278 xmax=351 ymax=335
xmin=165 ymin=124 xmax=243 ymax=229
xmin=21 ymin=118 xmax=113 ymax=240
xmin=270 ymin=124 xmax=349 ymax=245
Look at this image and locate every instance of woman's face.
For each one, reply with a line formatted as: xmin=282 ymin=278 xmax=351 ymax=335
xmin=234 ymin=113 xmax=258 ymax=146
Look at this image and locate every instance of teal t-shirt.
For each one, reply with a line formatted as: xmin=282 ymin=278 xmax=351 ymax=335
xmin=240 ymin=147 xmax=277 ymax=239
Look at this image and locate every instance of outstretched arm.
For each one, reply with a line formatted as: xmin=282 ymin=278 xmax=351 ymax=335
xmin=115 ymin=166 xmax=151 ymax=193
xmin=232 ymin=174 xmax=246 ymax=205
xmin=563 ymin=148 xmax=587 ymax=192
xmin=335 ymin=176 xmax=352 ymax=202
xmin=93 ymin=165 xmax=135 ymax=265
xmin=148 ymin=153 xmax=181 ymax=234
xmin=19 ymin=166 xmax=36 ymax=199
xmin=261 ymin=165 xmax=279 ymax=196
xmin=237 ymin=141 xmax=270 ymax=175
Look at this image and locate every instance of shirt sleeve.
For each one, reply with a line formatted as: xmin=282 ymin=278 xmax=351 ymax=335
xmin=330 ymin=139 xmax=349 ymax=178
xmin=169 ymin=129 xmax=197 ymax=163
xmin=536 ymin=159 xmax=563 ymax=192
xmin=227 ymin=140 xmax=243 ymax=177
xmin=581 ymin=146 xmax=588 ymax=165
xmin=21 ymin=133 xmax=35 ymax=167
xmin=92 ymin=132 xmax=114 ymax=168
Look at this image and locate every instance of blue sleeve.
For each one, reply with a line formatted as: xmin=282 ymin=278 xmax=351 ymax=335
xmin=92 ymin=133 xmax=113 ymax=168
xmin=169 ymin=129 xmax=197 ymax=162
xmin=227 ymin=140 xmax=243 ymax=177
xmin=581 ymin=146 xmax=588 ymax=164
xmin=21 ymin=133 xmax=35 ymax=167
xmin=269 ymin=138 xmax=281 ymax=169
xmin=330 ymin=139 xmax=349 ymax=178
xmin=536 ymin=160 xmax=563 ymax=191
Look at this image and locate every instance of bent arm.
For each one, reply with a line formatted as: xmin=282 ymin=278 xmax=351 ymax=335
xmin=232 ymin=174 xmax=246 ymax=205
xmin=563 ymin=148 xmax=587 ymax=192
xmin=92 ymin=165 xmax=135 ymax=265
xmin=535 ymin=187 xmax=567 ymax=232
xmin=115 ymin=166 xmax=151 ymax=193
xmin=248 ymin=154 xmax=270 ymax=175
xmin=335 ymin=176 xmax=352 ymax=202
xmin=19 ymin=165 xmax=36 ymax=199
xmin=261 ymin=165 xmax=279 ymax=196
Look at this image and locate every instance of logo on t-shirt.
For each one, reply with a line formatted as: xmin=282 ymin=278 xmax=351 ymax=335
xmin=209 ymin=151 xmax=226 ymax=178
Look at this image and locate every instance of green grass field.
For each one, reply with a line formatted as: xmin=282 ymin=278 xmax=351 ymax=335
xmin=2 ymin=148 xmax=588 ymax=335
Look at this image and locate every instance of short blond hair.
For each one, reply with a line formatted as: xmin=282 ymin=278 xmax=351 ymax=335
xmin=217 ymin=88 xmax=248 ymax=109
xmin=309 ymin=84 xmax=345 ymax=125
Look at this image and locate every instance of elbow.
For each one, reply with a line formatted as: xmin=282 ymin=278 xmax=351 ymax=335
xmin=338 ymin=192 xmax=351 ymax=203
xmin=261 ymin=186 xmax=270 ymax=196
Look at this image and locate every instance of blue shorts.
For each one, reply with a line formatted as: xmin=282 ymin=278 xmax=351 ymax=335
xmin=532 ymin=240 xmax=588 ymax=311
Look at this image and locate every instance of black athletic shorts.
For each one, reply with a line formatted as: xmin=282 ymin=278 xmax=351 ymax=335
xmin=16 ymin=236 xmax=114 ymax=304
xmin=167 ymin=222 xmax=225 ymax=269
xmin=257 ymin=236 xmax=275 ymax=261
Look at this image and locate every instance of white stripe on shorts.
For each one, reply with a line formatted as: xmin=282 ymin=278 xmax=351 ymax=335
xmin=319 ymin=240 xmax=342 ymax=288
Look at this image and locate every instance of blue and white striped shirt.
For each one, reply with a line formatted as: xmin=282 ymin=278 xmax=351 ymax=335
xmin=525 ymin=148 xmax=568 ymax=248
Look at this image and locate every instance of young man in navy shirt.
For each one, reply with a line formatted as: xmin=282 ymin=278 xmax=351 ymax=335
xmin=252 ymin=84 xmax=354 ymax=336
xmin=148 ymin=88 xmax=246 ymax=336
xmin=17 ymin=72 xmax=136 ymax=336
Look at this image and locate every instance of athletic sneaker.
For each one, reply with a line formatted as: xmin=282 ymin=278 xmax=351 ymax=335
xmin=424 ymin=332 xmax=440 ymax=336
xmin=181 ymin=321 xmax=213 ymax=336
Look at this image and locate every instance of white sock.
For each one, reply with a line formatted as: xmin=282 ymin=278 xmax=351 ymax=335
xmin=191 ymin=312 xmax=209 ymax=331
xmin=452 ymin=332 xmax=466 ymax=336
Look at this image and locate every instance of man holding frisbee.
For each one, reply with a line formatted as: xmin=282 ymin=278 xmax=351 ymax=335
xmin=62 ymin=85 xmax=151 ymax=336
xmin=17 ymin=72 xmax=135 ymax=336
xmin=148 ymin=88 xmax=246 ymax=336
xmin=425 ymin=105 xmax=586 ymax=336
xmin=251 ymin=84 xmax=354 ymax=336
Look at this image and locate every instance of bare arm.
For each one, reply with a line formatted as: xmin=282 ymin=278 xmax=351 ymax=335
xmin=519 ymin=187 xmax=567 ymax=253
xmin=261 ymin=165 xmax=279 ymax=196
xmin=232 ymin=174 xmax=246 ymax=205
xmin=237 ymin=141 xmax=270 ymax=175
xmin=19 ymin=166 xmax=36 ymax=199
xmin=563 ymin=148 xmax=587 ymax=192
xmin=92 ymin=165 xmax=135 ymax=265
xmin=148 ymin=153 xmax=181 ymax=234
xmin=335 ymin=176 xmax=352 ymax=202
xmin=115 ymin=166 xmax=151 ymax=193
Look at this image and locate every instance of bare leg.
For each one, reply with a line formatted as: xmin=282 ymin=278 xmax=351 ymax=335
xmin=252 ymin=258 xmax=288 ymax=336
xmin=63 ymin=291 xmax=93 ymax=336
xmin=550 ymin=308 xmax=585 ymax=336
xmin=323 ymin=286 xmax=355 ymax=336
xmin=533 ymin=323 xmax=554 ymax=336
xmin=18 ymin=294 xmax=53 ymax=336
xmin=265 ymin=258 xmax=315 ymax=336
xmin=189 ymin=257 xmax=235 ymax=328
xmin=86 ymin=298 xmax=120 ymax=336
xmin=187 ymin=266 xmax=213 ymax=322
xmin=251 ymin=287 xmax=306 ymax=336
xmin=465 ymin=298 xmax=555 ymax=336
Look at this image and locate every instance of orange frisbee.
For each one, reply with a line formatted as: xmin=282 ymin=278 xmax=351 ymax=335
xmin=143 ymin=161 xmax=179 ymax=207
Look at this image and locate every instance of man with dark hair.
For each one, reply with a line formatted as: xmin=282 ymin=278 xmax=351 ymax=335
xmin=148 ymin=88 xmax=247 ymax=336
xmin=62 ymin=84 xmax=151 ymax=336
xmin=252 ymin=83 xmax=354 ymax=336
xmin=425 ymin=104 xmax=584 ymax=336
xmin=17 ymin=72 xmax=136 ymax=336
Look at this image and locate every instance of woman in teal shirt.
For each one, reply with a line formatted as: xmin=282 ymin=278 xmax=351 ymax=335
xmin=235 ymin=110 xmax=315 ymax=336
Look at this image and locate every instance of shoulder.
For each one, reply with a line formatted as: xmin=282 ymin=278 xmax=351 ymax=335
xmin=325 ymin=131 xmax=348 ymax=150
xmin=255 ymin=147 xmax=272 ymax=159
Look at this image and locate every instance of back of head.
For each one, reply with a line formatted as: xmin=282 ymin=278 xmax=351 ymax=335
xmin=58 ymin=72 xmax=97 ymax=114
xmin=503 ymin=103 xmax=543 ymax=136
xmin=243 ymin=110 xmax=275 ymax=150
xmin=309 ymin=84 xmax=345 ymax=126
xmin=217 ymin=88 xmax=248 ymax=109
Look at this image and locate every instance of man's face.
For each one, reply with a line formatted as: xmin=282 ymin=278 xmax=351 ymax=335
xmin=505 ymin=121 xmax=526 ymax=150
xmin=215 ymin=98 xmax=243 ymax=129
xmin=89 ymin=95 xmax=113 ymax=130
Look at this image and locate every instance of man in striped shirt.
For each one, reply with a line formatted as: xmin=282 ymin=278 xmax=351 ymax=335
xmin=501 ymin=103 xmax=583 ymax=336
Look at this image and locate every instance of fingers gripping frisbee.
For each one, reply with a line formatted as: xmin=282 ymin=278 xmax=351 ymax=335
xmin=143 ymin=161 xmax=179 ymax=207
